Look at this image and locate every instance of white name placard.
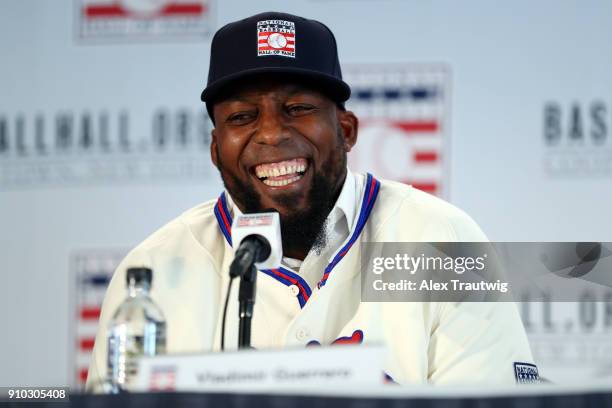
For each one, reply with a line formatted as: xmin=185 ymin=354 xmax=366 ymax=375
xmin=135 ymin=345 xmax=385 ymax=392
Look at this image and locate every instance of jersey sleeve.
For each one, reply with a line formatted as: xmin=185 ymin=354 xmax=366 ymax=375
xmin=427 ymin=208 xmax=539 ymax=384
xmin=428 ymin=301 xmax=537 ymax=384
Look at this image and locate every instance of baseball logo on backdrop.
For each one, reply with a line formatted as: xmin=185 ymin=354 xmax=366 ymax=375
xmin=344 ymin=65 xmax=449 ymax=197
xmin=77 ymin=0 xmax=214 ymax=42
xmin=70 ymin=249 xmax=127 ymax=388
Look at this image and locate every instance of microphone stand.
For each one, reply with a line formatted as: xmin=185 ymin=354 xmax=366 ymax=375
xmin=228 ymin=236 xmax=270 ymax=350
xmin=237 ymin=263 xmax=257 ymax=349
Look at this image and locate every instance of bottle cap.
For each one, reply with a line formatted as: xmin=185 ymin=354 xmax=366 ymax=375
xmin=126 ymin=267 xmax=152 ymax=286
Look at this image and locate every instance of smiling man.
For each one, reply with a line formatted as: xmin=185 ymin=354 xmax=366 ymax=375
xmin=86 ymin=11 xmax=538 ymax=390
xmin=209 ymin=75 xmax=356 ymax=260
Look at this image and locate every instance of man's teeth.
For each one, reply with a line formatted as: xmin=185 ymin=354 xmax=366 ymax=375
xmin=255 ymin=160 xmax=307 ymax=179
xmin=263 ymin=175 xmax=302 ymax=186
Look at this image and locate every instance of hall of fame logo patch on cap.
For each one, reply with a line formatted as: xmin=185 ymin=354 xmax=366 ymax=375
xmin=257 ymin=20 xmax=296 ymax=58
xmin=514 ymin=362 xmax=541 ymax=384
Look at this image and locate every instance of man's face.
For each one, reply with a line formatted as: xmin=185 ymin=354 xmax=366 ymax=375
xmin=210 ymin=78 xmax=358 ymax=259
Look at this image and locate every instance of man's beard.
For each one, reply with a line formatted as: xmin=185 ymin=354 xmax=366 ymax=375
xmin=217 ymin=148 xmax=346 ymax=259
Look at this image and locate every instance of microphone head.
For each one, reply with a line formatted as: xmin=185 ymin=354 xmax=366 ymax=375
xmin=231 ymin=212 xmax=282 ymax=269
xmin=246 ymin=234 xmax=272 ymax=263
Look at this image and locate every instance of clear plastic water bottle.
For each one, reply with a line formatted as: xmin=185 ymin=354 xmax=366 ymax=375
xmin=106 ymin=267 xmax=166 ymax=392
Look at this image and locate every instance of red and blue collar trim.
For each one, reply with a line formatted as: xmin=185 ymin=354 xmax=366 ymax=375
xmin=214 ymin=173 xmax=380 ymax=307
xmin=318 ymin=173 xmax=380 ymax=288
xmin=260 ymin=267 xmax=312 ymax=308
xmin=213 ymin=192 xmax=233 ymax=246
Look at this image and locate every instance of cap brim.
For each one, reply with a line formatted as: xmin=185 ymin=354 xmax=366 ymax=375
xmin=201 ymin=66 xmax=351 ymax=104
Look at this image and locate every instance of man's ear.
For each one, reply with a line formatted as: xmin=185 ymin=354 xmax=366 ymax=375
xmin=337 ymin=109 xmax=358 ymax=152
xmin=210 ymin=128 xmax=219 ymax=169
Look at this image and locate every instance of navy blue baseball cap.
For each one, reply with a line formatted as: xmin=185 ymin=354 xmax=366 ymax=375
xmin=201 ymin=11 xmax=351 ymax=118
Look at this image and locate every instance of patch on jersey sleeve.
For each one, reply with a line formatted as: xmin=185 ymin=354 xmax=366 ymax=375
xmin=514 ymin=362 xmax=540 ymax=384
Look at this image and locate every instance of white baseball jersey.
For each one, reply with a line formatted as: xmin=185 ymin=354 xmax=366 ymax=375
xmin=86 ymin=172 xmax=537 ymax=390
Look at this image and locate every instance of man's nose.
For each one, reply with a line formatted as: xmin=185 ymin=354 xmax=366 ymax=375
xmin=252 ymin=107 xmax=291 ymax=146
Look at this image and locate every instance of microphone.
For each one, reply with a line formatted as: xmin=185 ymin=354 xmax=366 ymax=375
xmin=230 ymin=211 xmax=282 ymax=276
xmin=223 ymin=210 xmax=282 ymax=350
xmin=229 ymin=235 xmax=270 ymax=278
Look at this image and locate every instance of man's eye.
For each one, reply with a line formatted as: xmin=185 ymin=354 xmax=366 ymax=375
xmin=226 ymin=112 xmax=255 ymax=124
xmin=287 ymin=104 xmax=315 ymax=115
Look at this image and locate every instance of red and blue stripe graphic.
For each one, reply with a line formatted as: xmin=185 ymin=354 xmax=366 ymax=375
xmin=214 ymin=173 xmax=380 ymax=307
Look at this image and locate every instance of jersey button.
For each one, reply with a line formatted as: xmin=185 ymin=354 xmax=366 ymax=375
xmin=289 ymin=285 xmax=300 ymax=297
xmin=296 ymin=327 xmax=310 ymax=341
